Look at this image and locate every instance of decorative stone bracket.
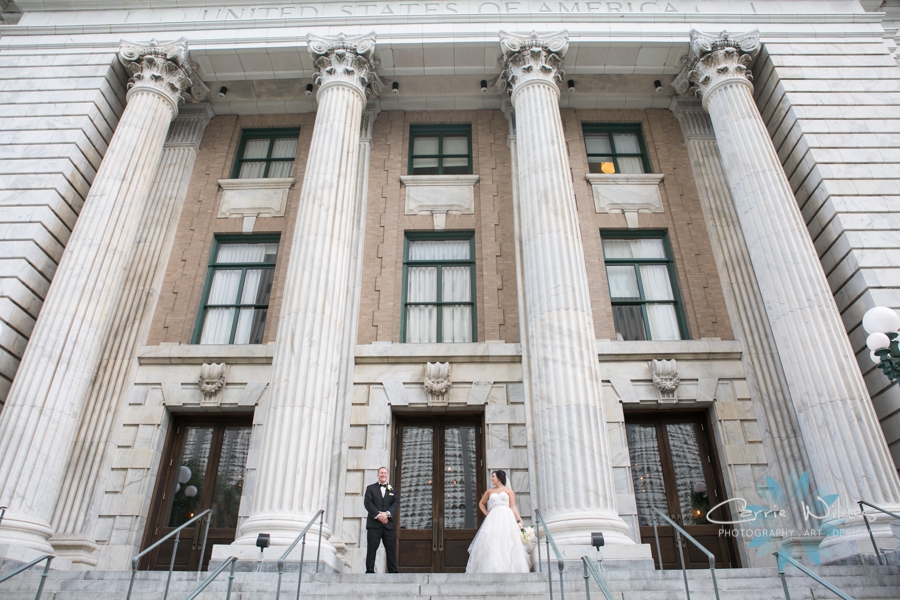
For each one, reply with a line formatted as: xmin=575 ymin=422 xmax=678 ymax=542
xmin=199 ymin=362 xmax=227 ymax=399
xmin=401 ymin=174 xmax=479 ymax=229
xmin=217 ymin=178 xmax=294 ymax=233
xmin=585 ymin=173 xmax=664 ymax=228
xmin=424 ymin=361 xmax=452 ymax=405
xmin=651 ymin=359 xmax=679 ymax=401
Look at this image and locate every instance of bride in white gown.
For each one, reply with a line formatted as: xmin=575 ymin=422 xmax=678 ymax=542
xmin=465 ymin=470 xmax=530 ymax=573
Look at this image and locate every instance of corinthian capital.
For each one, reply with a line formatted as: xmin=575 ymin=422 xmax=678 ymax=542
xmin=308 ymin=33 xmax=384 ymax=99
xmin=118 ymin=38 xmax=207 ymax=111
xmin=672 ymin=29 xmax=760 ymax=101
xmin=498 ymin=30 xmax=569 ymax=97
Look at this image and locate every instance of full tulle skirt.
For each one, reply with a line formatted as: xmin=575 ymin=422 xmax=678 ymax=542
xmin=465 ymin=505 xmax=530 ymax=573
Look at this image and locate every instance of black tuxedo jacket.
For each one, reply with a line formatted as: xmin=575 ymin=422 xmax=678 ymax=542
xmin=364 ymin=482 xmax=400 ymax=530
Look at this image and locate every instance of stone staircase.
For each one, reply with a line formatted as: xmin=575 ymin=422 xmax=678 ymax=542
xmin=1 ymin=565 xmax=899 ymax=600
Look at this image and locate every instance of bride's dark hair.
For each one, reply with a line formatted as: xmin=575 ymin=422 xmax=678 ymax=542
xmin=492 ymin=470 xmax=507 ymax=486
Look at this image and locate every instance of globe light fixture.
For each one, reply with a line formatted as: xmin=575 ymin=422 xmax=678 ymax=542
xmin=863 ymin=306 xmax=900 ymax=382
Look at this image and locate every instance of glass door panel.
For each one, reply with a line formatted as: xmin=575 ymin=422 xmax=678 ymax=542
xmin=146 ymin=416 xmax=252 ymax=571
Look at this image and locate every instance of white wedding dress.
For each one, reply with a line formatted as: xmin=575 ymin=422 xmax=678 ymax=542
xmin=465 ymin=491 xmax=530 ymax=573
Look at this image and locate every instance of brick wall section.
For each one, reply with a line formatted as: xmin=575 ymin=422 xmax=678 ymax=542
xmin=147 ymin=114 xmax=315 ymax=345
xmin=357 ymin=109 xmax=519 ymax=345
xmin=754 ymin=39 xmax=900 ymax=472
xmin=563 ymin=108 xmax=734 ymax=341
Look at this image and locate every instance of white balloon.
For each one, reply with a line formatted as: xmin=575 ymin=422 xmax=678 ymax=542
xmin=178 ymin=466 xmax=192 ymax=484
xmin=863 ymin=306 xmax=900 ymax=335
xmin=174 ymin=483 xmax=181 ymax=494
xmin=871 ymin=350 xmax=882 ymax=365
xmin=866 ymin=332 xmax=891 ymax=352
xmin=184 ymin=485 xmax=198 ymax=498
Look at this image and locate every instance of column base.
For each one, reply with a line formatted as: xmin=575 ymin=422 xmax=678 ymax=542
xmin=48 ymin=533 xmax=100 ymax=568
xmin=231 ymin=512 xmax=340 ymax=573
xmin=818 ymin=512 xmax=900 ymax=565
xmin=0 ymin=514 xmax=56 ymax=556
xmin=0 ymin=543 xmax=72 ymax=571
xmin=211 ymin=543 xmax=343 ymax=573
xmin=539 ymin=508 xmax=643 ymax=565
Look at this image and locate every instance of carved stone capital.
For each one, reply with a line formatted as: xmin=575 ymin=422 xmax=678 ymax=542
xmin=498 ymin=30 xmax=569 ymax=98
xmin=672 ymin=29 xmax=760 ymax=105
xmin=118 ymin=38 xmax=208 ymax=113
xmin=308 ymin=32 xmax=383 ymax=99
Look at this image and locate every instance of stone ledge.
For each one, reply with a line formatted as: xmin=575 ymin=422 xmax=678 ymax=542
xmin=217 ymin=177 xmax=294 ymax=218
xmin=401 ymin=174 xmax=479 ymax=229
xmin=137 ymin=343 xmax=276 ymax=364
xmin=596 ymin=339 xmax=743 ymax=360
xmin=355 ymin=342 xmax=521 ymax=363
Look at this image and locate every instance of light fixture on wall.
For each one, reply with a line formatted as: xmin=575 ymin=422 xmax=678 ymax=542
xmin=480 ymin=80 xmax=488 ymax=93
xmin=392 ymin=81 xmax=400 ymax=94
xmin=863 ymin=306 xmax=900 ymax=382
xmin=568 ymin=80 xmax=575 ymax=93
xmin=305 ymin=83 xmax=314 ymax=96
xmin=654 ymin=80 xmax=664 ymax=93
xmin=218 ymin=86 xmax=227 ymax=98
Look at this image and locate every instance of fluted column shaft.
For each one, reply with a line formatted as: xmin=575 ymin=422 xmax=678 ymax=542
xmin=0 ymin=39 xmax=203 ymax=553
xmin=236 ymin=34 xmax=378 ymax=562
xmin=501 ymin=31 xmax=631 ymax=547
xmin=48 ymin=105 xmax=212 ymax=564
xmin=687 ymin=31 xmax=900 ymax=553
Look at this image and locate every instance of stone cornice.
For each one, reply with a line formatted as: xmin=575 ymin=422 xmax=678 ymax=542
xmin=308 ymin=32 xmax=383 ymax=99
xmin=118 ymin=38 xmax=208 ymax=111
xmin=498 ymin=30 xmax=568 ymax=96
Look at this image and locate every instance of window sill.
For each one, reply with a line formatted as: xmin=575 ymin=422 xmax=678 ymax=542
xmin=585 ymin=173 xmax=664 ymax=228
xmin=217 ymin=177 xmax=295 ymax=219
xmin=138 ymin=343 xmax=276 ymax=365
xmin=400 ymin=174 xmax=480 ymax=229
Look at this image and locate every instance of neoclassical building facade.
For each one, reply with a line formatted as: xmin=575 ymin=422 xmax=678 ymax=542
xmin=0 ymin=0 xmax=899 ymax=575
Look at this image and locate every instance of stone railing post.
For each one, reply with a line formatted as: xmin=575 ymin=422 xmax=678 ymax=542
xmin=679 ymin=29 xmax=900 ymax=561
xmin=0 ymin=39 xmax=206 ymax=554
xmin=232 ymin=33 xmax=381 ymax=569
xmin=499 ymin=31 xmax=639 ymax=555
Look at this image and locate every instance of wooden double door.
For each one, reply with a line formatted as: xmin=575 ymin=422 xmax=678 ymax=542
xmin=625 ymin=412 xmax=738 ymax=569
xmin=144 ymin=415 xmax=252 ymax=571
xmin=394 ymin=417 xmax=485 ymax=572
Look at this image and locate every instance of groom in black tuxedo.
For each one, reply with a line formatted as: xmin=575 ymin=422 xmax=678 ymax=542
xmin=363 ymin=466 xmax=400 ymax=573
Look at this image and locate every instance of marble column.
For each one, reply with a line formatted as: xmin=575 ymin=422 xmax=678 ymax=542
xmin=681 ymin=29 xmax=900 ymax=559
xmin=499 ymin=31 xmax=636 ymax=553
xmin=233 ymin=34 xmax=381 ymax=567
xmin=49 ymin=104 xmax=214 ymax=566
xmin=0 ymin=39 xmax=206 ymax=554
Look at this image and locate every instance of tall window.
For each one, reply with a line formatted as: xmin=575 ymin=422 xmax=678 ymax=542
xmin=402 ymin=233 xmax=476 ymax=343
xmin=231 ymin=128 xmax=299 ymax=179
xmin=194 ymin=236 xmax=279 ymax=345
xmin=602 ymin=233 xmax=685 ymax=341
xmin=408 ymin=125 xmax=472 ymax=175
xmin=583 ymin=124 xmax=650 ymax=174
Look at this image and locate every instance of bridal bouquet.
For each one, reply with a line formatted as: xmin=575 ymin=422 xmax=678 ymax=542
xmin=520 ymin=525 xmax=537 ymax=552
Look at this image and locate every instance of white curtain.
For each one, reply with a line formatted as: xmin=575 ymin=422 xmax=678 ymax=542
xmin=406 ymin=240 xmax=472 ymax=342
xmin=603 ymin=238 xmax=665 ymax=260
xmin=267 ymin=138 xmax=298 ymax=177
xmin=642 ymin=265 xmax=679 ymax=340
xmin=201 ymin=244 xmax=276 ymax=344
xmin=613 ymin=133 xmax=645 ymax=174
xmin=238 ymin=139 xmax=268 ymax=178
xmin=606 ymin=265 xmax=639 ymax=300
xmin=442 ymin=266 xmax=472 ymax=342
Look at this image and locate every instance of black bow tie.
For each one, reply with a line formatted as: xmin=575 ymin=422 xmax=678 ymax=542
xmin=380 ymin=485 xmax=386 ymax=488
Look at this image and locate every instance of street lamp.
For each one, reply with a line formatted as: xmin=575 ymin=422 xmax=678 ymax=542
xmin=863 ymin=306 xmax=900 ymax=382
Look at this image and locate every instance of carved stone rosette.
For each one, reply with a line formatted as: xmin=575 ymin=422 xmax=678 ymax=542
xmin=118 ymin=38 xmax=207 ymax=113
xmin=498 ymin=30 xmax=569 ymax=98
xmin=308 ymin=33 xmax=384 ymax=99
xmin=672 ymin=29 xmax=760 ymax=106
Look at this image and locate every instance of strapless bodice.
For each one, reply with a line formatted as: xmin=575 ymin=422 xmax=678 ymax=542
xmin=487 ymin=491 xmax=510 ymax=511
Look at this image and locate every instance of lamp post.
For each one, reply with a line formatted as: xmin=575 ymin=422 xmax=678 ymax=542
xmin=863 ymin=306 xmax=900 ymax=383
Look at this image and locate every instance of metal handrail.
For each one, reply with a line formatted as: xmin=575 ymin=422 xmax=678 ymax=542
xmin=0 ymin=506 xmax=6 ymax=527
xmin=0 ymin=554 xmax=53 ymax=600
xmin=652 ymin=509 xmax=720 ymax=600
xmin=774 ymin=552 xmax=854 ymax=600
xmin=184 ymin=556 xmax=236 ymax=600
xmin=125 ymin=509 xmax=211 ymax=600
xmin=858 ymin=500 xmax=900 ymax=566
xmin=275 ymin=509 xmax=325 ymax=600
xmin=534 ymin=509 xmax=565 ymax=600
xmin=581 ymin=556 xmax=614 ymax=600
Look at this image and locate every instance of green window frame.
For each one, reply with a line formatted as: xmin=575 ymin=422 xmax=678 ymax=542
xmin=231 ymin=127 xmax=300 ymax=179
xmin=601 ymin=231 xmax=688 ymax=341
xmin=582 ymin=123 xmax=651 ymax=174
xmin=408 ymin=124 xmax=473 ymax=175
xmin=192 ymin=234 xmax=280 ymax=345
xmin=401 ymin=231 xmax=477 ymax=343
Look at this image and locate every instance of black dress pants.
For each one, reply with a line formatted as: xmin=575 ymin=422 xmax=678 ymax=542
xmin=365 ymin=526 xmax=398 ymax=573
